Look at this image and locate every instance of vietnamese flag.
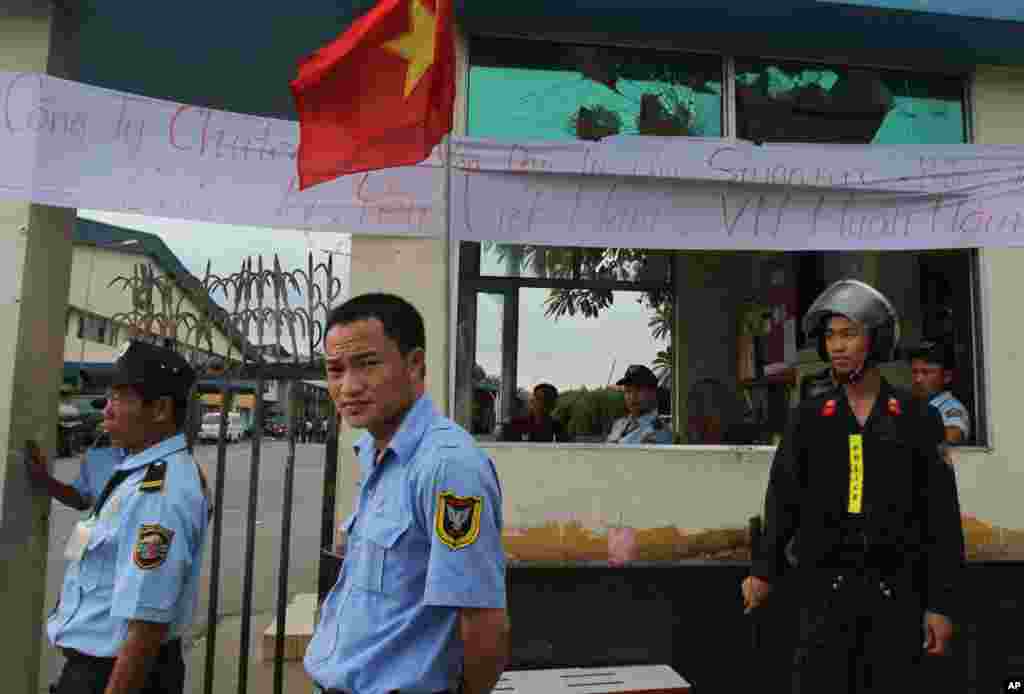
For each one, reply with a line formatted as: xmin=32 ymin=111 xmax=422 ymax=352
xmin=291 ymin=0 xmax=455 ymax=190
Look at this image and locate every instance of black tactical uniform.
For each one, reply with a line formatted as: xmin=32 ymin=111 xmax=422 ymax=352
xmin=751 ymin=280 xmax=964 ymax=693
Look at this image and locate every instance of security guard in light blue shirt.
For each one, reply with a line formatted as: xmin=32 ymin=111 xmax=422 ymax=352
xmin=606 ymin=365 xmax=673 ymax=444
xmin=929 ymin=391 xmax=970 ymax=441
xmin=909 ymin=341 xmax=971 ymax=445
xmin=47 ymin=341 xmax=209 ymax=694
xmin=305 ymin=395 xmax=506 ymax=694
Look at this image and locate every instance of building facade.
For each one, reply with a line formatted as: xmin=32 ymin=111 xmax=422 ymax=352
xmin=2 ymin=3 xmax=1024 ymax=692
xmin=334 ymin=4 xmax=1024 ymax=690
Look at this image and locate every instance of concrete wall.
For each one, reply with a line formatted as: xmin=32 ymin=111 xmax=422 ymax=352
xmin=335 ymin=61 xmax=1024 ymax=561
xmin=951 ymin=66 xmax=1024 ymax=531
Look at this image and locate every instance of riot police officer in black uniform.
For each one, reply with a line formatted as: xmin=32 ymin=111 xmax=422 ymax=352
xmin=741 ymin=279 xmax=964 ymax=693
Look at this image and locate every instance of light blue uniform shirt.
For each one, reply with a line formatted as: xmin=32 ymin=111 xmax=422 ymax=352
xmin=305 ymin=395 xmax=506 ymax=694
xmin=48 ymin=434 xmax=210 ymax=657
xmin=606 ymin=411 xmax=673 ymax=444
xmin=930 ymin=390 xmax=971 ymax=440
xmin=71 ymin=446 xmax=125 ymax=506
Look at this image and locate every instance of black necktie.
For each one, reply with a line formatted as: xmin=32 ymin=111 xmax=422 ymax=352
xmin=92 ymin=469 xmax=132 ymax=517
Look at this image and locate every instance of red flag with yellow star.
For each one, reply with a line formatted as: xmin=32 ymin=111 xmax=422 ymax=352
xmin=290 ymin=0 xmax=454 ymax=189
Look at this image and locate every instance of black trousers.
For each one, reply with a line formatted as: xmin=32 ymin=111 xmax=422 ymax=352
xmin=53 ymin=640 xmax=185 ymax=694
xmin=791 ymin=574 xmax=925 ymax=694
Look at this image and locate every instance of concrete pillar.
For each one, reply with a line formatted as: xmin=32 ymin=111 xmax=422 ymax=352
xmin=673 ymin=251 xmax=749 ymax=443
xmin=0 ymin=5 xmax=79 ymax=693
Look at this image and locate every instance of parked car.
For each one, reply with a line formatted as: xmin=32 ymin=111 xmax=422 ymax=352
xmin=263 ymin=419 xmax=288 ymax=439
xmin=198 ymin=411 xmax=245 ymax=443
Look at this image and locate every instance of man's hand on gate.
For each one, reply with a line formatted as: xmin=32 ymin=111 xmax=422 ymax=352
xmin=25 ymin=439 xmax=52 ymax=486
xmin=923 ymin=611 xmax=954 ymax=656
xmin=742 ymin=575 xmax=772 ymax=614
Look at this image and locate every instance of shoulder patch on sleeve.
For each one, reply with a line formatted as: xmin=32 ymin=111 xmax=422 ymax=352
xmin=133 ymin=523 xmax=174 ymax=569
xmin=945 ymin=408 xmax=964 ymax=419
xmin=139 ymin=461 xmax=167 ymax=493
xmin=435 ymin=491 xmax=483 ymax=550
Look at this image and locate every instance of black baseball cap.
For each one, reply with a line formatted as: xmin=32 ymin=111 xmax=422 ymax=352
xmin=110 ymin=340 xmax=196 ymax=400
xmin=616 ymin=364 xmax=659 ymax=388
xmin=907 ymin=340 xmax=955 ymax=370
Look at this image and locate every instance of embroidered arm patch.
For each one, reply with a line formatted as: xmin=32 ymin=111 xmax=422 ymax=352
xmin=134 ymin=523 xmax=174 ymax=569
xmin=435 ymin=492 xmax=483 ymax=550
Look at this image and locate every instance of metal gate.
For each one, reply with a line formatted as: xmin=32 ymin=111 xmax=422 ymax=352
xmin=109 ymin=252 xmax=345 ymax=694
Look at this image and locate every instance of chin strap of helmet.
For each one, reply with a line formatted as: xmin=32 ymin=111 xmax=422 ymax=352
xmin=829 ymin=325 xmax=882 ymax=386
xmin=833 ymin=348 xmax=881 ymax=385
xmin=833 ymin=362 xmax=867 ymax=386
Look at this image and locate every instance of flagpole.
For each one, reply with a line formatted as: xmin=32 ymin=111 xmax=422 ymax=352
xmin=445 ymin=132 xmax=458 ymax=421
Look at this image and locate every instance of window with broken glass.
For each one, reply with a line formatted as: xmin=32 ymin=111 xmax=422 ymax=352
xmin=457 ymin=37 xmax=985 ymax=446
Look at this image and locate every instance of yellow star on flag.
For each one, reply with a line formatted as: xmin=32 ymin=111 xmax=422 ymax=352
xmin=382 ymin=0 xmax=437 ymax=99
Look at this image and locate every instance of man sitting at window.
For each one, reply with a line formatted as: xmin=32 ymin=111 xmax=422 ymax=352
xmin=499 ymin=383 xmax=572 ymax=442
xmin=909 ymin=340 xmax=971 ymax=445
xmin=607 ymin=365 xmax=673 ymax=444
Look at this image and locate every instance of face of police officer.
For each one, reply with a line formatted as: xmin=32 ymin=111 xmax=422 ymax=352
xmin=824 ymin=315 xmax=871 ymax=378
xmin=911 ymin=358 xmax=952 ymax=399
xmin=102 ymin=385 xmax=175 ymax=453
xmin=324 ymin=318 xmax=425 ymax=443
xmin=624 ymin=384 xmax=657 ymax=417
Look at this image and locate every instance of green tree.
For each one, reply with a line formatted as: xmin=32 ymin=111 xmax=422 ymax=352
xmin=553 ymin=386 xmax=627 ymax=438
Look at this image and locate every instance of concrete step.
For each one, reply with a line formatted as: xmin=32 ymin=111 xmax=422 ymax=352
xmin=259 ymin=593 xmax=317 ymax=663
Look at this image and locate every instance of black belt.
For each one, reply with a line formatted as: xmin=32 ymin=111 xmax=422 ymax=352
xmin=61 ymin=639 xmax=182 ymax=663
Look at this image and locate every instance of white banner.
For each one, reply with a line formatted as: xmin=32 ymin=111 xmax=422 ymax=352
xmin=4 ymin=72 xmax=1024 ymax=249
xmin=0 ymin=72 xmax=442 ymax=234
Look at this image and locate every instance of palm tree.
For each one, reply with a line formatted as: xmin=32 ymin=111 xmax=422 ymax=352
xmin=653 ymin=348 xmax=673 ymax=389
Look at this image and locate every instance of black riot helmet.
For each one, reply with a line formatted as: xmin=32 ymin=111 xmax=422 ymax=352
xmin=802 ymin=279 xmax=901 ymax=367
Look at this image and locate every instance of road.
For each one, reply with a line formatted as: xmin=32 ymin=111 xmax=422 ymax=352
xmin=39 ymin=439 xmax=334 ymax=692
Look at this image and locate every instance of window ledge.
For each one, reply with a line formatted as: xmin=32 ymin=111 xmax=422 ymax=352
xmin=482 ymin=442 xmax=994 ymax=454
xmin=952 ymin=445 xmax=994 ymax=455
xmin=482 ymin=442 xmax=778 ymax=453
xmin=508 ymin=559 xmax=751 ymax=569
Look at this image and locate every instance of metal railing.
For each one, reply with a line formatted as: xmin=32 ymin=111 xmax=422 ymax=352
xmin=109 ymin=252 xmax=344 ymax=694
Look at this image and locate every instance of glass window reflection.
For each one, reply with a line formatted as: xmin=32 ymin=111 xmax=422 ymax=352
xmin=734 ymin=60 xmax=966 ymax=144
xmin=469 ymin=38 xmax=723 ymax=141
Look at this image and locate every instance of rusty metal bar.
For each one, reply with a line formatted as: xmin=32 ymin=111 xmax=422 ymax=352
xmin=273 ymin=380 xmax=299 ymax=694
xmin=203 ymin=382 xmax=234 ymax=694
xmin=321 ymin=411 xmax=340 ymax=554
xmin=237 ymin=377 xmax=265 ymax=694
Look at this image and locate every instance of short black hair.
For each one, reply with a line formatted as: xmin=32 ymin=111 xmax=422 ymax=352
xmin=141 ymin=391 xmax=189 ymax=431
xmin=534 ymin=383 xmax=559 ymax=402
xmin=126 ymin=384 xmax=189 ymax=431
xmin=324 ymin=293 xmax=426 ymax=355
xmin=907 ymin=341 xmax=955 ymax=370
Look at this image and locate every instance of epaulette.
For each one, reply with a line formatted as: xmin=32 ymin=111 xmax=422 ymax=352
xmin=139 ymin=461 xmax=167 ymax=493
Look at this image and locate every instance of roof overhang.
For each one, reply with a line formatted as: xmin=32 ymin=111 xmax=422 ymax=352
xmin=75 ymin=1 xmax=1024 ymax=122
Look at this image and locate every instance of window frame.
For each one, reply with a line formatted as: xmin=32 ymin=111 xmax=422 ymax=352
xmin=456 ymin=242 xmax=675 ymax=440
xmin=454 ymin=36 xmax=990 ymax=448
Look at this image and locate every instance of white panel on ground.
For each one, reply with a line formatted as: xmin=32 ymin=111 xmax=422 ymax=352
xmin=499 ymin=665 xmax=691 ymax=694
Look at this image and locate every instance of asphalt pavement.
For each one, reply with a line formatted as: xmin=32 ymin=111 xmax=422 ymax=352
xmin=38 ymin=439 xmax=333 ymax=693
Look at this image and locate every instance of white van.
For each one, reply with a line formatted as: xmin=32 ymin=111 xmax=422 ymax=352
xmin=199 ymin=411 xmax=245 ymax=443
